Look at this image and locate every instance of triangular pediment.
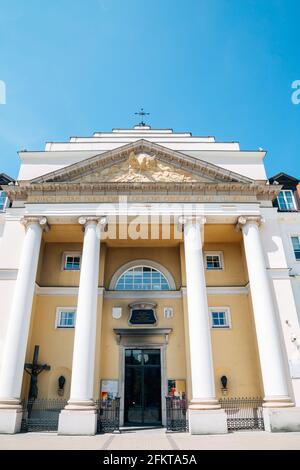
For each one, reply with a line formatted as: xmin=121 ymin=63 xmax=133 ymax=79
xmin=72 ymin=151 xmax=214 ymax=183
xmin=30 ymin=140 xmax=254 ymax=185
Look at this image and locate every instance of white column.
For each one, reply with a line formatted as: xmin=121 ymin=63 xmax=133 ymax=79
xmin=183 ymin=217 xmax=227 ymax=434
xmin=0 ymin=217 xmax=48 ymax=433
xmin=237 ymin=216 xmax=293 ymax=408
xmin=58 ymin=216 xmax=106 ymax=435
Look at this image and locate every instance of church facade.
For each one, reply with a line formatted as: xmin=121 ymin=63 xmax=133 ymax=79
xmin=0 ymin=125 xmax=300 ymax=435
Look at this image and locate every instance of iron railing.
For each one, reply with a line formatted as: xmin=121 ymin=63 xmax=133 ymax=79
xmin=21 ymin=398 xmax=67 ymax=432
xmin=166 ymin=397 xmax=188 ymax=432
xmin=96 ymin=398 xmax=120 ymax=433
xmin=21 ymin=398 xmax=121 ymax=433
xmin=220 ymin=397 xmax=264 ymax=431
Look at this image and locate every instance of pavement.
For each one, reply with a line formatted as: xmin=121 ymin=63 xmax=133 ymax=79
xmin=0 ymin=428 xmax=300 ymax=450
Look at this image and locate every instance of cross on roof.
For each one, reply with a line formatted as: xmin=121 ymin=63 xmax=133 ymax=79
xmin=134 ymin=108 xmax=150 ymax=127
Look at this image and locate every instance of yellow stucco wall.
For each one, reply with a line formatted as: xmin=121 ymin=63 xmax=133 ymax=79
xmin=24 ymin=295 xmax=77 ymax=399
xmin=24 ymin=226 xmax=263 ymax=402
xmin=208 ymin=294 xmax=262 ymax=398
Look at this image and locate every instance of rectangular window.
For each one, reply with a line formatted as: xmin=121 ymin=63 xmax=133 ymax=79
xmin=0 ymin=191 xmax=7 ymax=212
xmin=209 ymin=308 xmax=231 ymax=329
xmin=56 ymin=308 xmax=76 ymax=328
xmin=277 ymin=190 xmax=296 ymax=211
xmin=63 ymin=252 xmax=81 ymax=271
xmin=291 ymin=236 xmax=300 ymax=261
xmin=205 ymin=252 xmax=223 ymax=270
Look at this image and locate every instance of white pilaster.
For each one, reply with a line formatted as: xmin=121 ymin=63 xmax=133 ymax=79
xmin=58 ymin=216 xmax=106 ymax=435
xmin=0 ymin=217 xmax=48 ymax=433
xmin=183 ymin=216 xmax=227 ymax=434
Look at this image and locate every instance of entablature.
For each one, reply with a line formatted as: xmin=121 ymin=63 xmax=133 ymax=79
xmin=10 ymin=201 xmax=264 ymax=226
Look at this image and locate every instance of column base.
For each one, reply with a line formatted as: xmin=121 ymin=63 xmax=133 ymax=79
xmin=189 ymin=408 xmax=228 ymax=435
xmin=58 ymin=409 xmax=97 ymax=435
xmin=0 ymin=408 xmax=23 ymax=434
xmin=263 ymin=407 xmax=300 ymax=432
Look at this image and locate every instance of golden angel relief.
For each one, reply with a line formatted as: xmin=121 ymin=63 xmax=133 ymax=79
xmin=79 ymin=152 xmax=203 ymax=183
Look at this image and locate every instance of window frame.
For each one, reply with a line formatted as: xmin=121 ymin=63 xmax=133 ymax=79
xmin=277 ymin=190 xmax=297 ymax=211
xmin=61 ymin=252 xmax=82 ymax=272
xmin=290 ymin=235 xmax=300 ymax=262
xmin=0 ymin=191 xmax=8 ymax=212
xmin=115 ymin=265 xmax=171 ymax=291
xmin=204 ymin=251 xmax=224 ymax=271
xmin=209 ymin=307 xmax=231 ymax=329
xmin=55 ymin=307 xmax=77 ymax=329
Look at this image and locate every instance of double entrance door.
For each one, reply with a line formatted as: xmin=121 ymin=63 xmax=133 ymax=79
xmin=124 ymin=349 xmax=162 ymax=426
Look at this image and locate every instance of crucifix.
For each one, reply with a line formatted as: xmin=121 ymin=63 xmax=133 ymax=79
xmin=24 ymin=345 xmax=50 ymax=416
xmin=134 ymin=107 xmax=150 ymax=127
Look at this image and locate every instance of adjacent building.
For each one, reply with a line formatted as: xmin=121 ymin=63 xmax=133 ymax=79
xmin=0 ymin=173 xmax=14 ymax=212
xmin=269 ymin=173 xmax=300 ymax=399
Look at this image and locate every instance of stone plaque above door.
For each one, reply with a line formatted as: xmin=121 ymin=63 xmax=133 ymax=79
xmin=128 ymin=302 xmax=157 ymax=326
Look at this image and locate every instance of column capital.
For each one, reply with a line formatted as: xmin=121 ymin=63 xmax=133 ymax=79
xmin=178 ymin=215 xmax=206 ymax=231
xmin=20 ymin=216 xmax=49 ymax=232
xmin=236 ymin=215 xmax=264 ymax=231
xmin=78 ymin=216 xmax=108 ymax=230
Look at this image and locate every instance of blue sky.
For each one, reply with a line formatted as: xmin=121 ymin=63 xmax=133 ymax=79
xmin=0 ymin=0 xmax=299 ymax=179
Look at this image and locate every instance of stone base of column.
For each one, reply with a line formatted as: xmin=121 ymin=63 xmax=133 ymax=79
xmin=58 ymin=409 xmax=97 ymax=435
xmin=263 ymin=407 xmax=300 ymax=432
xmin=189 ymin=409 xmax=228 ymax=435
xmin=0 ymin=408 xmax=23 ymax=434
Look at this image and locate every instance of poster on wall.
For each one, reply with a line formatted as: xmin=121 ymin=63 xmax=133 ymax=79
xmin=167 ymin=379 xmax=186 ymax=399
xmin=100 ymin=379 xmax=119 ymax=400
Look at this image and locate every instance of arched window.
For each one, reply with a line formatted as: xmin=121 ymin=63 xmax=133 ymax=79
xmin=115 ymin=265 xmax=171 ymax=291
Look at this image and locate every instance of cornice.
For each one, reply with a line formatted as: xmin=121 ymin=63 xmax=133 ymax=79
xmin=3 ymin=181 xmax=280 ymax=202
xmin=33 ymin=286 xmax=250 ymax=297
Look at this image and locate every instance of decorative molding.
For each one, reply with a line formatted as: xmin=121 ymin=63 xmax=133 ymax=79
xmin=207 ymin=285 xmax=250 ymax=295
xmin=34 ymin=284 xmax=249 ymax=297
xmin=21 ymin=216 xmax=50 ymax=232
xmin=178 ymin=215 xmax=206 ymax=230
xmin=0 ymin=269 xmax=18 ymax=280
xmin=35 ymin=285 xmax=105 ymax=296
xmin=267 ymin=268 xmax=292 ymax=280
xmin=104 ymin=290 xmax=182 ymax=299
xmin=77 ymin=151 xmax=210 ymax=184
xmin=181 ymin=286 xmax=249 ymax=295
xmin=78 ymin=215 xmax=107 ymax=228
xmin=5 ymin=182 xmax=280 ymax=203
xmin=112 ymin=307 xmax=122 ymax=319
xmin=236 ymin=215 xmax=264 ymax=231
xmin=113 ymin=327 xmax=173 ymax=346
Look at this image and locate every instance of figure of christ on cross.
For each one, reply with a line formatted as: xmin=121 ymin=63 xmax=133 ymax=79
xmin=24 ymin=345 xmax=50 ymax=417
